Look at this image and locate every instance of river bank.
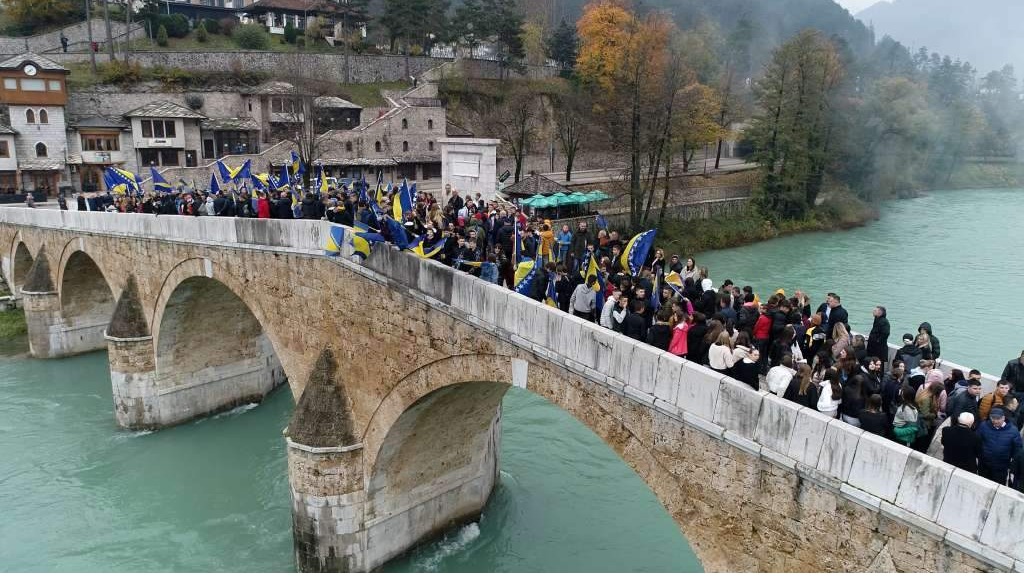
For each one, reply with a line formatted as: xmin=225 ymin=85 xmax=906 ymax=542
xmin=0 ymin=307 xmax=26 ymax=339
xmin=659 ymin=189 xmax=877 ymax=257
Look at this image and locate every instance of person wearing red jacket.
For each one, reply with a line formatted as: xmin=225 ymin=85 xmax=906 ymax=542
xmin=753 ymin=307 xmax=772 ymax=373
xmin=256 ymin=193 xmax=271 ymax=219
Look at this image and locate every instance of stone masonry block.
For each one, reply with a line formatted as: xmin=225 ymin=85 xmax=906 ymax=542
xmin=606 ymin=333 xmax=636 ymax=387
xmin=652 ymin=353 xmax=683 ymax=405
xmin=555 ymin=313 xmax=589 ymax=362
xmin=475 ymin=282 xmax=508 ymax=328
xmin=847 ymin=432 xmax=911 ymax=503
xmin=713 ymin=377 xmax=765 ymax=440
xmin=450 ymin=270 xmax=478 ymax=316
xmin=753 ymin=392 xmax=802 ymax=456
xmin=895 ymin=451 xmax=954 ymax=522
xmin=979 ymin=486 xmax=1024 ymax=562
xmin=501 ymin=292 xmax=535 ymax=338
xmin=787 ymin=408 xmax=832 ymax=467
xmin=935 ymin=469 xmax=996 ymax=540
xmin=626 ymin=344 xmax=663 ymax=395
xmin=416 ymin=257 xmax=454 ymax=306
xmin=673 ymin=361 xmax=721 ymax=421
xmin=816 ymin=418 xmax=863 ymax=482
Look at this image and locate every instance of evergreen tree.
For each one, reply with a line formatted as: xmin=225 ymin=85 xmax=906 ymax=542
xmin=545 ymin=19 xmax=577 ymax=69
xmin=156 ymin=24 xmax=168 ymax=47
xmin=379 ymin=0 xmax=448 ymax=53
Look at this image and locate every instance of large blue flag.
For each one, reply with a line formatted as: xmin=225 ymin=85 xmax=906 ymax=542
xmin=384 ymin=217 xmax=413 ymax=249
xmin=209 ymin=172 xmax=221 ymax=195
xmin=150 ymin=167 xmax=171 ymax=195
xmin=619 ymin=229 xmax=657 ymax=276
xmin=393 ymin=178 xmax=414 ymax=220
xmin=513 ymin=259 xmax=538 ymax=295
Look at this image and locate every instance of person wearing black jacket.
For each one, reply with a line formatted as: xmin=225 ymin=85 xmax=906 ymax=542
xmin=859 ymin=394 xmax=890 ymax=438
xmin=866 ymin=306 xmax=891 ymax=368
xmin=621 ymin=300 xmax=648 ymax=342
xmin=816 ymin=293 xmax=849 ymax=336
xmin=942 ymin=412 xmax=982 ymax=473
xmin=555 ymin=265 xmax=574 ymax=313
xmin=646 ymin=309 xmax=673 ymax=351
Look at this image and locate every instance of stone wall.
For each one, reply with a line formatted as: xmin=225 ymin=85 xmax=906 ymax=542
xmin=2 ymin=207 xmax=1023 ymax=573
xmin=45 ymin=51 xmax=447 ymax=84
xmin=0 ymin=19 xmax=143 ymax=55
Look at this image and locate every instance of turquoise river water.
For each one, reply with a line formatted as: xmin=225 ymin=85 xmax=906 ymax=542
xmin=1 ymin=187 xmax=1020 ymax=571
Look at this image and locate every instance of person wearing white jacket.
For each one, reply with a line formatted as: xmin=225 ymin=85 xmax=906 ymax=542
xmin=817 ymin=368 xmax=843 ymax=417
xmin=766 ymin=355 xmax=797 ymax=395
xmin=708 ymin=331 xmax=735 ymax=374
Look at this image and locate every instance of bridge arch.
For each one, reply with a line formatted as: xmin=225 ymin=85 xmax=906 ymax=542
xmin=315 ymin=353 xmax=701 ymax=571
xmin=9 ymin=239 xmax=34 ymax=293
xmin=48 ymin=241 xmax=118 ymax=355
xmin=147 ymin=262 xmax=288 ymax=427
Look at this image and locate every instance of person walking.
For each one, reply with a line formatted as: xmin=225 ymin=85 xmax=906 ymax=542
xmin=569 ymin=275 xmax=597 ymax=322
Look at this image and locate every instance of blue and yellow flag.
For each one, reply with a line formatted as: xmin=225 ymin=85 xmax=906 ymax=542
xmin=411 ymin=236 xmax=446 ymax=259
xmin=393 ymin=179 xmax=414 ymax=220
xmin=352 ymin=229 xmax=385 ymax=259
xmin=545 ymin=270 xmax=557 ymax=307
xmin=384 ymin=216 xmax=413 ymax=249
xmin=290 ymin=151 xmax=305 ymax=177
xmin=104 ymin=166 xmax=141 ymax=195
xmin=584 ymin=254 xmax=605 ymax=312
xmin=323 ymin=225 xmax=346 ymax=256
xmin=316 ymin=165 xmax=328 ymax=197
xmin=513 ymin=222 xmax=526 ymax=263
xmin=216 ymin=159 xmax=251 ymax=183
xmin=251 ymin=173 xmax=270 ymax=192
xmin=619 ymin=229 xmax=657 ymax=276
xmin=650 ymin=273 xmax=661 ymax=312
xmin=209 ymin=173 xmax=220 ymax=195
xmin=278 ymin=164 xmax=291 ymax=189
xmin=595 ymin=212 xmax=609 ymax=231
xmin=513 ymin=259 xmax=537 ymax=295
xmin=150 ymin=167 xmax=171 ymax=195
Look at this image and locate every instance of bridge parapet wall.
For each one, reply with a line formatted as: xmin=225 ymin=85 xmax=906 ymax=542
xmin=1 ymin=206 xmax=1023 ymax=572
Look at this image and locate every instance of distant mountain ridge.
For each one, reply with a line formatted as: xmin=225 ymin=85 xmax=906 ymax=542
xmin=857 ymin=0 xmax=1024 ymax=74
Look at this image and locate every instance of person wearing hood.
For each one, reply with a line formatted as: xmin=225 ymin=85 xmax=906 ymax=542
xmin=977 ymin=407 xmax=1023 ymax=484
xmin=896 ymin=333 xmax=923 ymax=373
xmin=867 ymin=306 xmax=891 ymax=369
xmin=918 ymin=322 xmax=940 ymax=360
xmin=698 ymin=278 xmax=717 ymax=317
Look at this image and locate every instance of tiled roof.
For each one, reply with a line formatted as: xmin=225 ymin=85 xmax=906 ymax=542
xmin=315 ymin=96 xmax=362 ymax=110
xmin=0 ymin=52 xmax=67 ymax=72
xmin=124 ymin=100 xmax=206 ymax=119
xmin=247 ymin=0 xmax=343 ymax=13
xmin=240 ymin=80 xmax=297 ymax=95
xmin=18 ymin=158 xmax=64 ymax=171
xmin=501 ymin=173 xmax=571 ymax=197
xmin=318 ymin=157 xmax=398 ymax=167
xmin=68 ymin=114 xmax=130 ymax=129
xmin=395 ymin=154 xmax=440 ymax=163
xmin=200 ymin=117 xmax=261 ymax=131
xmin=0 ymin=122 xmax=15 ymax=135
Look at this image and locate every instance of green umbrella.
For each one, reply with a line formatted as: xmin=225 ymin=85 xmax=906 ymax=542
xmin=587 ymin=190 xmax=610 ymax=201
xmin=521 ymin=193 xmax=546 ymax=207
xmin=566 ymin=191 xmax=592 ymax=205
xmin=549 ymin=192 xmax=571 ymax=206
xmin=532 ymin=195 xmax=556 ymax=208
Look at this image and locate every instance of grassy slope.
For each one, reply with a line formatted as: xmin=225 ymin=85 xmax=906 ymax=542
xmin=0 ymin=308 xmax=26 ymax=339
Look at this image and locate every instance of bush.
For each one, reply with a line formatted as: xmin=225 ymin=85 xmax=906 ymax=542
xmin=152 ymin=65 xmax=193 ymax=85
xmin=195 ymin=22 xmax=208 ymax=42
xmin=233 ymin=23 xmax=270 ymax=50
xmin=295 ymin=36 xmax=305 ymax=49
xmin=219 ymin=17 xmax=238 ymax=36
xmin=201 ymin=18 xmax=221 ymax=34
xmin=156 ymin=24 xmax=168 ymax=47
xmin=283 ymin=21 xmax=297 ymax=44
xmin=157 ymin=14 xmax=190 ymax=38
xmin=98 ymin=60 xmax=144 ymax=85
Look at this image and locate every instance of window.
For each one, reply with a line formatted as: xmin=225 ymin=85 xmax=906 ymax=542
xmin=428 ymin=141 xmax=434 ymax=151
xmin=271 ymin=97 xmax=297 ymax=114
xmin=140 ymin=149 xmax=160 ymax=166
xmin=375 ymin=141 xmax=381 ymax=152
xmin=185 ymin=150 xmax=197 ymax=167
xmin=0 ymin=141 xmax=8 ymax=158
xmin=160 ymin=149 xmax=179 ymax=166
xmin=401 ymin=118 xmax=408 ymax=129
xmin=428 ymin=119 xmax=434 ymax=130
xmin=402 ymin=141 xmax=409 ymax=152
xmin=82 ymin=134 xmax=121 ymax=151
xmin=345 ymin=141 xmax=352 ymax=152
xmin=3 ymin=78 xmax=16 ymax=89
xmin=20 ymin=79 xmax=45 ymax=91
xmin=25 ymin=109 xmax=34 ymax=124
xmin=48 ymin=80 xmax=61 ymax=91
xmin=35 ymin=142 xmax=47 ymax=157
xmin=140 ymin=120 xmax=175 ymax=139
xmin=247 ymin=101 xmax=252 ymax=112
xmin=203 ymin=139 xmax=215 ymax=159
xmin=38 ymin=109 xmax=47 ymax=124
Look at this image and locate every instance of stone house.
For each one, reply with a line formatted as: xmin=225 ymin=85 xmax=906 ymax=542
xmin=0 ymin=53 xmax=72 ymax=196
xmin=66 ymin=115 xmax=133 ymax=193
xmin=123 ymin=100 xmax=206 ymax=171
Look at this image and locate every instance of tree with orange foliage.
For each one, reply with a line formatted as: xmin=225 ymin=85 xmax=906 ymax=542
xmin=578 ymin=0 xmax=699 ymax=230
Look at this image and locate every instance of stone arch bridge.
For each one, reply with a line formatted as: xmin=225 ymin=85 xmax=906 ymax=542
xmin=2 ymin=208 xmax=1023 ymax=573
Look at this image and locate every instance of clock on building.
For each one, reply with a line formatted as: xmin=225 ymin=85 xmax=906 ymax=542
xmin=23 ymin=64 xmax=37 ymax=76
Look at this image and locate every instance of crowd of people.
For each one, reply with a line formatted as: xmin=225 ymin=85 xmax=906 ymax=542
xmin=59 ymin=180 xmax=1024 ymax=491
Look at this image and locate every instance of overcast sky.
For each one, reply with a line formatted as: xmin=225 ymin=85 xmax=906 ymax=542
xmin=835 ymin=0 xmax=888 ymax=14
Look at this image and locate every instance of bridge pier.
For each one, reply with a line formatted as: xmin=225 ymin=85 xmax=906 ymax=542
xmin=107 ymin=334 xmax=160 ymax=429
xmin=21 ymin=289 xmax=105 ymax=358
xmin=286 ymin=352 xmax=505 ymax=572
